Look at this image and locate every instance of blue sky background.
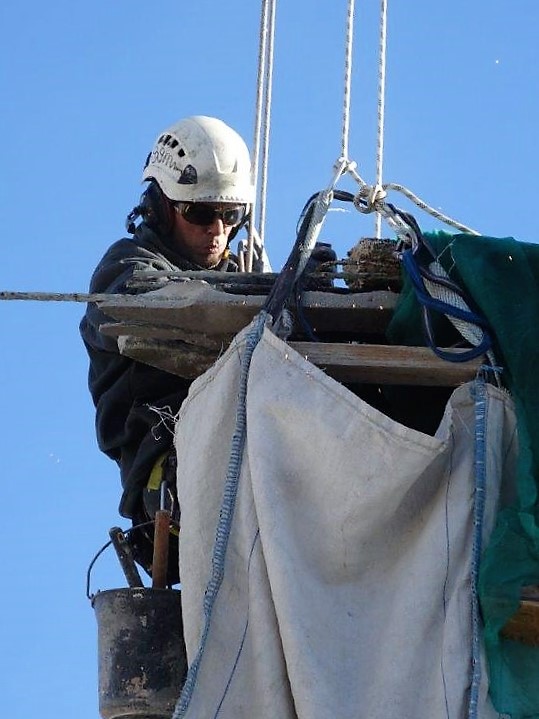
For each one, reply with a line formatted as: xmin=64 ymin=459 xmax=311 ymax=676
xmin=1 ymin=1 xmax=538 ymax=717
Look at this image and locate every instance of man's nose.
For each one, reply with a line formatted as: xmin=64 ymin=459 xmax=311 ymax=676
xmin=206 ymin=216 xmax=225 ymax=233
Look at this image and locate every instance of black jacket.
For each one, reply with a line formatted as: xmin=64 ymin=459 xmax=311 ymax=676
xmin=80 ymin=223 xmax=239 ymax=518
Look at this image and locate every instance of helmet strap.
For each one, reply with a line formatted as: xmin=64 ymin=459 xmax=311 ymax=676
xmin=227 ymin=207 xmax=251 ymax=244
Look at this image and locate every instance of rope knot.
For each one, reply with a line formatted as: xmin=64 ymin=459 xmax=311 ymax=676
xmin=353 ymin=184 xmax=387 ymax=214
xmin=333 ymin=156 xmax=357 ymax=178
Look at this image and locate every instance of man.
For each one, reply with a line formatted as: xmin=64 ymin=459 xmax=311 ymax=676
xmin=80 ymin=116 xmax=256 ymax=584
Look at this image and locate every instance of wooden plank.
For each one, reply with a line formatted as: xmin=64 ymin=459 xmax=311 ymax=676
xmin=117 ymin=336 xmax=217 ymax=379
xmin=99 ymin=321 xmax=230 ymax=350
xmin=98 ymin=281 xmax=398 ymax=337
xmin=290 ymin=343 xmax=482 ymax=386
xmin=117 ymin=335 xmax=482 ymax=386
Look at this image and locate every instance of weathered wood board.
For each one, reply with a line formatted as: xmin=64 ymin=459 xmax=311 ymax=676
xmin=97 ymin=281 xmax=483 ymax=386
xmin=116 ymin=335 xmax=482 ymax=386
xmin=98 ymin=281 xmax=398 ymax=336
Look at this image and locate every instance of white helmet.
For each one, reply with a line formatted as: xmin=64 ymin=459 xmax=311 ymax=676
xmin=142 ymin=116 xmax=254 ymax=205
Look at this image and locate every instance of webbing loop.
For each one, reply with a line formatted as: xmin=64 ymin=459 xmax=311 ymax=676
xmin=400 ymin=250 xmax=493 ymax=363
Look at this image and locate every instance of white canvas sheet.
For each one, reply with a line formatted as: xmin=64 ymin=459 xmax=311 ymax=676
xmin=175 ymin=322 xmax=518 ymax=719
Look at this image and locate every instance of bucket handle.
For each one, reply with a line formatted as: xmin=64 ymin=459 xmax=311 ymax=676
xmin=86 ymin=521 xmax=155 ymax=601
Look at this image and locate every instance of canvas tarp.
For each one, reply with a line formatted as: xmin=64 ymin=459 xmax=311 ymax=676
xmin=387 ymin=233 xmax=539 ymax=717
xmin=174 ymin=321 xmax=518 ymax=719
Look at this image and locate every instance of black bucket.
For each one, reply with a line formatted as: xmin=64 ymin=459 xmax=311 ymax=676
xmin=92 ymin=587 xmax=187 ymax=719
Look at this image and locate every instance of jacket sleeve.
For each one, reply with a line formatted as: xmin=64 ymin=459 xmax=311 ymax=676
xmin=80 ymin=237 xmax=191 ymax=518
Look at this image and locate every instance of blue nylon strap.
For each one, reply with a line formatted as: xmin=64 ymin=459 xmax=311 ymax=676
xmin=400 ymin=249 xmax=493 ymax=362
xmin=468 ymin=375 xmax=488 ymax=719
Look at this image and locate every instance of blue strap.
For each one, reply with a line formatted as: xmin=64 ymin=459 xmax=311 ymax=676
xmin=401 ymin=249 xmax=493 ymax=362
xmin=172 ymin=312 xmax=268 ymax=719
xmin=468 ymin=375 xmax=488 ymax=719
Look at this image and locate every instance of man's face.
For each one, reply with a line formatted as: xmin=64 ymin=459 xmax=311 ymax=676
xmin=171 ymin=202 xmax=246 ymax=268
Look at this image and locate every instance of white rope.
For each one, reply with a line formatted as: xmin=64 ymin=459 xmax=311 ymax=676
xmin=258 ymin=0 xmax=276 ymax=249
xmin=324 ymin=0 xmax=480 ymax=243
xmin=423 ymin=260 xmax=498 ymax=373
xmin=374 ymin=0 xmax=388 ymax=239
xmin=383 ymin=182 xmax=480 ymax=235
xmin=424 ymin=261 xmax=487 ymax=348
xmin=352 ymin=179 xmax=480 ymax=236
xmin=295 ymin=158 xmax=351 ymax=280
xmin=341 ymin=0 xmax=356 ymax=161
xmin=248 ymin=0 xmax=270 ymax=273
xmin=249 ymin=0 xmax=478 ymax=274
xmin=301 ymin=0 xmax=357 ymax=250
xmin=247 ymin=0 xmax=277 ymax=272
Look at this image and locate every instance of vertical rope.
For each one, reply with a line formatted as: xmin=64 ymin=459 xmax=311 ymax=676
xmin=248 ymin=0 xmax=277 ymax=272
xmin=374 ymin=0 xmax=388 ymax=238
xmin=257 ymin=0 xmax=276 ymax=251
xmin=341 ymin=0 xmax=356 ymax=161
xmin=248 ymin=0 xmax=271 ymax=273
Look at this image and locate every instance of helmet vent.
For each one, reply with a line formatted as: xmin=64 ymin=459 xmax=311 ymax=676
xmin=178 ymin=148 xmax=186 ymax=158
xmin=178 ymin=165 xmax=198 ymax=185
xmin=158 ymin=134 xmax=181 ymax=149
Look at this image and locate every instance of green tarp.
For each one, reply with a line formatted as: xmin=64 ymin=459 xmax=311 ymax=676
xmin=387 ymin=232 xmax=539 ymax=718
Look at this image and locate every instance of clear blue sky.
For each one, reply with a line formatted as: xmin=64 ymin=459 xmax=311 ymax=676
xmin=1 ymin=1 xmax=538 ymax=717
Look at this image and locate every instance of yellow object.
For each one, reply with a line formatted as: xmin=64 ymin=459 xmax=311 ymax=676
xmin=148 ymin=451 xmax=169 ymax=490
xmin=145 ymin=452 xmax=180 ymax=537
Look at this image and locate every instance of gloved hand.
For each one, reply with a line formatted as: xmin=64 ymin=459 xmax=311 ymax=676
xmin=303 ymin=242 xmax=337 ymax=289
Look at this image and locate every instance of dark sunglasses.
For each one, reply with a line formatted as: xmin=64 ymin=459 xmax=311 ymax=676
xmin=175 ymin=202 xmax=247 ymax=227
